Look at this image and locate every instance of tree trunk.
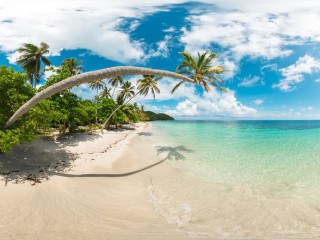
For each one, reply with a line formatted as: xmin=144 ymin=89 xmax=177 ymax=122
xmin=95 ymin=88 xmax=98 ymax=125
xmin=111 ymin=87 xmax=116 ymax=99
xmin=4 ymin=66 xmax=195 ymax=129
xmin=101 ymin=91 xmax=141 ymax=131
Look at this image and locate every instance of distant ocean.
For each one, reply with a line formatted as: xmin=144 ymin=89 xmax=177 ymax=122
xmin=152 ymin=120 xmax=320 ymax=206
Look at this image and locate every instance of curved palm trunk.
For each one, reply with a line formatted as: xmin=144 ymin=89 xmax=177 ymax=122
xmin=4 ymin=66 xmax=194 ymax=129
xmin=101 ymin=90 xmax=141 ymax=131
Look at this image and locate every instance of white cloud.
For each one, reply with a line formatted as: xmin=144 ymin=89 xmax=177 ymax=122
xmin=180 ymin=2 xmax=320 ymax=64
xmin=253 ymin=99 xmax=264 ymax=105
xmin=273 ymin=55 xmax=320 ymax=91
xmin=261 ymin=64 xmax=278 ymax=75
xmin=43 ymin=66 xmax=59 ymax=80
xmin=238 ymin=75 xmax=264 ymax=87
xmin=71 ymin=83 xmax=95 ymax=100
xmin=125 ymin=75 xmax=256 ymax=118
xmin=0 ymin=0 xmax=200 ymax=64
xmin=166 ymin=89 xmax=257 ymax=118
xmin=145 ymin=35 xmax=172 ymax=59
xmin=302 ymin=106 xmax=313 ymax=111
xmin=163 ymin=27 xmax=176 ymax=33
xmin=315 ymin=78 xmax=320 ymax=82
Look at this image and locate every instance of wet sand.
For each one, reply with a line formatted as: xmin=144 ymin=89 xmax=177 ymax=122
xmin=1 ymin=123 xmax=320 ymax=239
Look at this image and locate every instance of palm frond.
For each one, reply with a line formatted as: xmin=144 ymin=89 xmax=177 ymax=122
xmin=171 ymin=80 xmax=185 ymax=94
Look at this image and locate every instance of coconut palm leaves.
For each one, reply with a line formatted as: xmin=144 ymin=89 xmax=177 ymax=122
xmin=101 ymin=76 xmax=161 ymax=130
xmin=100 ymin=86 xmax=112 ymax=99
xmin=117 ymin=81 xmax=135 ymax=102
xmin=89 ymin=80 xmax=106 ymax=124
xmin=109 ymin=76 xmax=124 ymax=98
xmin=16 ymin=42 xmax=51 ymax=87
xmin=172 ymin=51 xmax=227 ymax=93
xmin=62 ymin=57 xmax=84 ymax=76
xmin=137 ymin=75 xmax=161 ymax=100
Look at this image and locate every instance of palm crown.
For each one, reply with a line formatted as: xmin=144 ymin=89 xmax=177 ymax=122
xmin=137 ymin=75 xmax=161 ymax=99
xmin=62 ymin=57 xmax=84 ymax=76
xmin=117 ymin=81 xmax=135 ymax=102
xmin=89 ymin=79 xmax=106 ymax=92
xmin=172 ymin=51 xmax=228 ymax=93
xmin=16 ymin=42 xmax=51 ymax=87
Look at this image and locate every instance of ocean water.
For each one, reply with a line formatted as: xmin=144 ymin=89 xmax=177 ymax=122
xmin=152 ymin=120 xmax=320 ymax=205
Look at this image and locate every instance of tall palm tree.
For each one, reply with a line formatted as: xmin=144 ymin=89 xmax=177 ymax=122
xmin=62 ymin=57 xmax=84 ymax=76
xmin=101 ymin=75 xmax=161 ymax=130
xmin=117 ymin=81 xmax=135 ymax=103
xmin=171 ymin=51 xmax=227 ymax=93
xmin=137 ymin=75 xmax=161 ymax=99
xmin=16 ymin=42 xmax=51 ymax=87
xmin=89 ymin=80 xmax=106 ymax=124
xmin=4 ymin=66 xmax=195 ymax=129
xmin=100 ymin=86 xmax=112 ymax=99
xmin=109 ymin=76 xmax=124 ymax=98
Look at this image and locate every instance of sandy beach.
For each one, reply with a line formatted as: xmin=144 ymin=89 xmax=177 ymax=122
xmin=1 ymin=122 xmax=320 ymax=240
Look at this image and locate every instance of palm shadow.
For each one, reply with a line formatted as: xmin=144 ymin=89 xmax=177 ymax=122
xmin=50 ymin=145 xmax=193 ymax=178
xmin=156 ymin=145 xmax=193 ymax=160
xmin=138 ymin=132 xmax=153 ymax=136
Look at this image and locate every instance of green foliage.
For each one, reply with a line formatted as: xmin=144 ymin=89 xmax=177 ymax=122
xmin=0 ymin=66 xmax=38 ymax=153
xmin=144 ymin=111 xmax=174 ymax=121
xmin=16 ymin=42 xmax=51 ymax=87
xmin=173 ymin=51 xmax=228 ymax=93
xmin=40 ymin=67 xmax=97 ymax=133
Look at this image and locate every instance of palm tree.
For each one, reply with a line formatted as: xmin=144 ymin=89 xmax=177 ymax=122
xmin=117 ymin=81 xmax=135 ymax=102
xmin=109 ymin=76 xmax=124 ymax=98
xmin=89 ymin=80 xmax=106 ymax=124
xmin=100 ymin=86 xmax=112 ymax=99
xmin=16 ymin=42 xmax=51 ymax=87
xmin=62 ymin=57 xmax=84 ymax=76
xmin=101 ymin=75 xmax=161 ymax=130
xmin=137 ymin=75 xmax=161 ymax=99
xmin=4 ymin=66 xmax=195 ymax=129
xmin=171 ymin=51 xmax=227 ymax=93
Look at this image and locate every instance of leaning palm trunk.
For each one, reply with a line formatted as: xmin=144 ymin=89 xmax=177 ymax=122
xmin=95 ymin=88 xmax=98 ymax=125
xmin=4 ymin=66 xmax=195 ymax=129
xmin=101 ymin=90 xmax=141 ymax=130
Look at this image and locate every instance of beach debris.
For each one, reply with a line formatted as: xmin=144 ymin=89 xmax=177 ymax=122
xmin=25 ymin=177 xmax=41 ymax=186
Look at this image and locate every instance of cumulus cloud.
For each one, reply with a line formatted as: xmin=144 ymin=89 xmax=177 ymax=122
xmin=238 ymin=75 xmax=264 ymax=87
xmin=124 ymin=75 xmax=257 ymax=118
xmin=0 ymin=0 xmax=201 ymax=64
xmin=301 ymin=106 xmax=313 ymax=111
xmin=180 ymin=1 xmax=320 ymax=67
xmin=166 ymin=89 xmax=257 ymax=118
xmin=273 ymin=55 xmax=320 ymax=91
xmin=253 ymin=99 xmax=264 ymax=105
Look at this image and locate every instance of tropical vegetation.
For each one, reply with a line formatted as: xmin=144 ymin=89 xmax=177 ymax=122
xmin=0 ymin=42 xmax=227 ymax=153
xmin=172 ymin=51 xmax=228 ymax=93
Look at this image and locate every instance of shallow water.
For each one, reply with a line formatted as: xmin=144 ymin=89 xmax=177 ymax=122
xmin=152 ymin=120 xmax=320 ymax=215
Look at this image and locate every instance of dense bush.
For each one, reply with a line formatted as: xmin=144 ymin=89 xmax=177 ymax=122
xmin=0 ymin=66 xmax=38 ymax=153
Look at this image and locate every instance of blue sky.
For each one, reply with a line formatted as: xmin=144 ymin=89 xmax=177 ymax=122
xmin=1 ymin=0 xmax=320 ymax=119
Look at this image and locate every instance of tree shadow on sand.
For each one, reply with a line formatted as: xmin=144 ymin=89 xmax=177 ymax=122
xmin=0 ymin=131 xmax=104 ymax=185
xmin=138 ymin=132 xmax=153 ymax=136
xmin=50 ymin=145 xmax=193 ymax=178
xmin=0 ymin=137 xmax=78 ymax=185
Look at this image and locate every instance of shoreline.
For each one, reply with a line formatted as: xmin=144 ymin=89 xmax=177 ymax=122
xmin=0 ymin=122 xmax=148 ymax=186
xmin=1 ymin=121 xmax=320 ymax=239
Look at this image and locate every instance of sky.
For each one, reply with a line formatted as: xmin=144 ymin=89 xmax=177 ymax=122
xmin=1 ymin=0 xmax=320 ymax=119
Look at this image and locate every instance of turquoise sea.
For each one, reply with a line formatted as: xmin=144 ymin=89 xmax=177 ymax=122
xmin=152 ymin=120 xmax=320 ymax=205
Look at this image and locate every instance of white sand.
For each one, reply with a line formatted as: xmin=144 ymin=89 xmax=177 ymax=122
xmin=1 ymin=123 xmax=320 ymax=240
